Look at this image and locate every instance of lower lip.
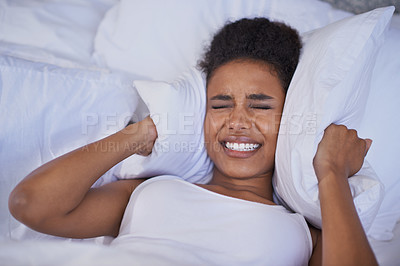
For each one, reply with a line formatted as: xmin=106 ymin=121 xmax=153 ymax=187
xmin=222 ymin=144 xmax=260 ymax=159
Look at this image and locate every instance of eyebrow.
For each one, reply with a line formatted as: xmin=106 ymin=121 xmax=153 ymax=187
xmin=209 ymin=93 xmax=274 ymax=101
xmin=247 ymin=93 xmax=273 ymax=100
xmin=209 ymin=94 xmax=233 ymax=101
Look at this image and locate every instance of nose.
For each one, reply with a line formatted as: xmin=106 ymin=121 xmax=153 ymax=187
xmin=227 ymin=107 xmax=252 ymax=131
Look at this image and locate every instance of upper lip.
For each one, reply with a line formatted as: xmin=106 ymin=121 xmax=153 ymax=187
xmin=220 ymin=135 xmax=262 ymax=145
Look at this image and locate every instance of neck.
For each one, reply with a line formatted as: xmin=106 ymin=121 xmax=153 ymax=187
xmin=208 ymin=167 xmax=274 ymax=202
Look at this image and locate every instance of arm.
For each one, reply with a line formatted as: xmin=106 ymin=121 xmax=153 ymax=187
xmin=8 ymin=117 xmax=157 ymax=238
xmin=309 ymin=124 xmax=377 ymax=266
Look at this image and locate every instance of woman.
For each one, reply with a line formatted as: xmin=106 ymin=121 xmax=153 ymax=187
xmin=9 ymin=18 xmax=377 ymax=265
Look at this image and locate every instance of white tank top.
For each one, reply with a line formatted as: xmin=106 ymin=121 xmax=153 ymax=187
xmin=112 ymin=176 xmax=312 ymax=265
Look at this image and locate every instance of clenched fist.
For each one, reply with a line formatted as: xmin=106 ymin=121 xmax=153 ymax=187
xmin=122 ymin=116 xmax=158 ymax=156
xmin=313 ymin=124 xmax=372 ymax=182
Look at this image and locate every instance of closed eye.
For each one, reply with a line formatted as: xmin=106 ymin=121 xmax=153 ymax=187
xmin=211 ymin=105 xmax=233 ymax=109
xmin=209 ymin=94 xmax=234 ymax=110
xmin=249 ymin=105 xmax=272 ymax=110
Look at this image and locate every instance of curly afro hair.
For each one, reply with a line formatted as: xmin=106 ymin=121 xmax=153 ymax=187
xmin=198 ymin=17 xmax=302 ymax=92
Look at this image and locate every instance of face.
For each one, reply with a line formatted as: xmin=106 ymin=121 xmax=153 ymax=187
xmin=204 ymin=60 xmax=285 ymax=179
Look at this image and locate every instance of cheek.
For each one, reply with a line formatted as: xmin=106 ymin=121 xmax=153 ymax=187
xmin=204 ymin=112 xmax=226 ymax=157
xmin=204 ymin=112 xmax=224 ymax=141
xmin=203 ymin=113 xmax=213 ymax=143
xmin=256 ymin=113 xmax=282 ymax=138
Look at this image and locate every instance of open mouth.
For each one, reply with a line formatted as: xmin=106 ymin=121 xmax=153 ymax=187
xmin=224 ymin=141 xmax=260 ymax=152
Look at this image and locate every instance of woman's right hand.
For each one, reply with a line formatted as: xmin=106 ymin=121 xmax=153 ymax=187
xmin=9 ymin=116 xmax=158 ymax=239
xmin=123 ymin=116 xmax=158 ymax=156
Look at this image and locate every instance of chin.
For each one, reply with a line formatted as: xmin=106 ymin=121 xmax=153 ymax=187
xmin=217 ymin=164 xmax=270 ymax=180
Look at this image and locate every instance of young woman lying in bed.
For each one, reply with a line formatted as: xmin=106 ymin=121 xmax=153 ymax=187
xmin=8 ymin=18 xmax=377 ymax=265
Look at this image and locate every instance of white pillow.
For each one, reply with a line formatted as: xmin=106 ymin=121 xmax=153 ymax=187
xmin=94 ymin=0 xmax=400 ymax=240
xmin=114 ymin=68 xmax=214 ymax=184
xmin=273 ymin=7 xmax=394 ymax=237
xmin=0 ymin=55 xmax=137 ymax=240
xmin=359 ymin=25 xmax=400 ymax=240
xmin=93 ymin=0 xmax=350 ymax=82
xmin=0 ymin=0 xmax=117 ymax=66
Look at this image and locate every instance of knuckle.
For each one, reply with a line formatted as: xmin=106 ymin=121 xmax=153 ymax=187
xmin=328 ymin=124 xmax=346 ymax=132
xmin=348 ymin=129 xmax=358 ymax=138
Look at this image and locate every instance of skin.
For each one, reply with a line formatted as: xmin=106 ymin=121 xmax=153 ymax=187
xmin=8 ymin=59 xmax=377 ymax=265
xmin=201 ymin=59 xmax=285 ymax=204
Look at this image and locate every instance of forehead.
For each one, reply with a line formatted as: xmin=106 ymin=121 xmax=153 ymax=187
xmin=206 ymin=60 xmax=284 ymax=98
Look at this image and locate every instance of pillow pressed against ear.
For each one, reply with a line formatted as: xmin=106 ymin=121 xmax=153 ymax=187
xmin=114 ymin=68 xmax=214 ymax=184
xmin=273 ymin=7 xmax=394 ymax=235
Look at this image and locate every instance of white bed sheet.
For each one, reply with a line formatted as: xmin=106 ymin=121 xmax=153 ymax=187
xmin=0 ymin=222 xmax=399 ymax=266
xmin=370 ymin=222 xmax=400 ymax=266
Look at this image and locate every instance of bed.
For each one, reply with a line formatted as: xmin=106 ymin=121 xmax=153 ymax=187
xmin=0 ymin=0 xmax=399 ymax=265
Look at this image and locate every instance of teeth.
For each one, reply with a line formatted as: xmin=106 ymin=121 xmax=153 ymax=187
xmin=225 ymin=142 xmax=260 ymax=151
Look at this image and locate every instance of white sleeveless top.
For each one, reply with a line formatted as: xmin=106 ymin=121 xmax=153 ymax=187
xmin=111 ymin=176 xmax=312 ymax=265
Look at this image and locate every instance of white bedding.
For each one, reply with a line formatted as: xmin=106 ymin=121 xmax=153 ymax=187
xmin=0 ymin=0 xmax=399 ymax=265
xmin=1 ymin=223 xmax=400 ymax=266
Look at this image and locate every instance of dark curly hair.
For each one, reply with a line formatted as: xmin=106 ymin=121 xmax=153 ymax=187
xmin=198 ymin=17 xmax=302 ymax=92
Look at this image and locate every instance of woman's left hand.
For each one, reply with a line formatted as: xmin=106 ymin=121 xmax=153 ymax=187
xmin=311 ymin=124 xmax=378 ymax=266
xmin=313 ymin=124 xmax=372 ymax=182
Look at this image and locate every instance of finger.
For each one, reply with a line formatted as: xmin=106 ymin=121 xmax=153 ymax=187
xmin=364 ymin=138 xmax=373 ymax=156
